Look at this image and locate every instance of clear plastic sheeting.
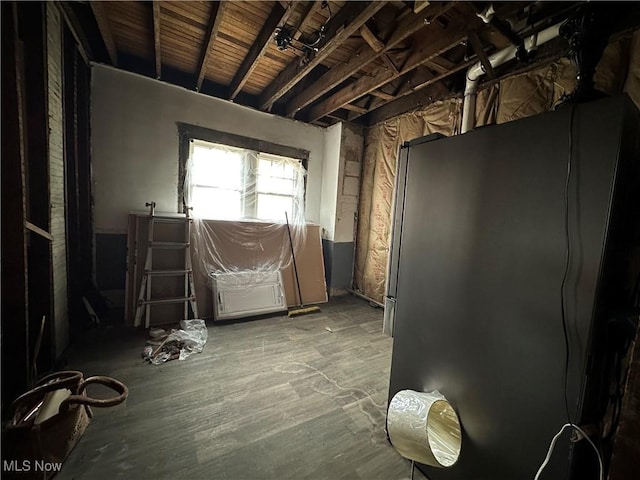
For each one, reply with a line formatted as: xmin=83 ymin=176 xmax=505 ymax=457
xmin=183 ymin=140 xmax=307 ymax=284
xmin=387 ymin=389 xmax=462 ymax=468
xmin=142 ymin=319 xmax=208 ymax=365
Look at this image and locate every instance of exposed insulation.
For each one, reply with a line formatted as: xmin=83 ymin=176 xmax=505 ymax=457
xmin=595 ymin=36 xmax=632 ymax=95
xmin=354 ymin=30 xmax=640 ymax=303
xmin=623 ymin=30 xmax=640 ymax=109
xmin=354 ymin=100 xmax=461 ymax=302
xmin=474 ymin=85 xmax=499 ymax=128
xmin=497 ymin=60 xmax=577 ymax=124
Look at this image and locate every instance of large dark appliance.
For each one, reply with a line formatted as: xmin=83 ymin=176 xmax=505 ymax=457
xmin=387 ymin=95 xmax=640 ymax=479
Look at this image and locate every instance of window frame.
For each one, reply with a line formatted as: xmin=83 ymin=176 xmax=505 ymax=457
xmin=177 ymin=123 xmax=309 ymax=219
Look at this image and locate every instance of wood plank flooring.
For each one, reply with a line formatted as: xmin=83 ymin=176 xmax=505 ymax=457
xmin=58 ymin=295 xmax=427 ymax=479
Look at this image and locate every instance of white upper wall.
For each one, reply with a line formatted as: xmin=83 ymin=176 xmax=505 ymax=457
xmin=320 ymin=122 xmax=342 ymax=241
xmin=91 ymin=65 xmax=326 ymax=233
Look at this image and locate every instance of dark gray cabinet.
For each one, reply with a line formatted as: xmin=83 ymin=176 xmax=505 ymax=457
xmin=387 ymin=96 xmax=640 ymax=479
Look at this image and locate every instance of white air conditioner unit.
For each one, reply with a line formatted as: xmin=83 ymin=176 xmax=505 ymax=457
xmin=211 ymin=270 xmax=287 ymax=320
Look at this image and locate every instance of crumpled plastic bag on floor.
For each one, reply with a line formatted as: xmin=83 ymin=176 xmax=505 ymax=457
xmin=142 ymin=319 xmax=208 ymax=365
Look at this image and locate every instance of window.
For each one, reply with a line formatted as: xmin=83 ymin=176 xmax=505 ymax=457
xmin=187 ymin=139 xmax=305 ymax=222
xmin=256 ymin=153 xmax=298 ymax=220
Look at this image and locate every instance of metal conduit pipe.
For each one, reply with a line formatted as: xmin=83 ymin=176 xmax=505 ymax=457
xmin=461 ymin=22 xmax=563 ymax=134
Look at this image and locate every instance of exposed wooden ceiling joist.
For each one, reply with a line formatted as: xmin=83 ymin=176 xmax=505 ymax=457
xmin=403 ymin=57 xmax=476 ymax=95
xmin=67 ymin=0 xmax=594 ymax=125
xmin=370 ymin=89 xmax=396 ymax=101
xmin=90 ymin=1 xmax=118 ymax=66
xmin=152 ymin=1 xmax=161 ymax=79
xmin=361 ymin=57 xmax=474 ymax=118
xmin=364 ymin=81 xmax=452 ymax=125
xmin=307 ymin=14 xmax=474 ymax=122
xmin=285 ymin=1 xmax=456 ymax=118
xmin=327 ymin=111 xmax=350 ymax=122
xmin=467 ymin=31 xmax=495 ymax=79
xmin=341 ymin=103 xmax=368 ymax=115
xmin=228 ymin=1 xmax=297 ymax=100
xmin=426 ymin=54 xmax=457 ymax=73
xmin=196 ymin=1 xmax=228 ymax=91
xmin=292 ymin=0 xmax=322 ymax=42
xmin=259 ymin=1 xmax=388 ymax=110
xmin=382 ymin=53 xmax=400 ymax=74
xmin=363 ymin=34 xmax=577 ymax=126
xmin=398 ymin=66 xmax=451 ymax=97
xmin=359 ymin=23 xmax=385 ymax=52
xmin=414 ymin=1 xmax=431 ymax=15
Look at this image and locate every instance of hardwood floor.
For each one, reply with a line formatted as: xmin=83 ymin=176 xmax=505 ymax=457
xmin=59 ymin=295 xmax=426 ymax=480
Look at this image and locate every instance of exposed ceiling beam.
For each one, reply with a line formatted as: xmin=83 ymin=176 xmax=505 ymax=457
xmin=370 ymin=89 xmax=396 ymax=101
xmin=152 ymin=1 xmax=161 ymax=79
xmin=327 ymin=111 xmax=350 ymax=122
xmin=467 ymin=31 xmax=495 ymax=79
xmin=307 ymin=15 xmax=474 ymax=122
xmin=117 ymin=50 xmax=265 ymax=110
xmin=395 ymin=66 xmax=451 ymax=98
xmin=359 ymin=23 xmax=385 ymax=52
xmin=217 ymin=31 xmax=294 ymax=64
xmin=196 ymin=1 xmax=228 ymax=91
xmin=426 ymin=54 xmax=456 ymax=73
xmin=362 ymin=39 xmax=574 ymax=126
xmin=90 ymin=1 xmax=118 ymax=66
xmin=382 ymin=54 xmax=400 ymax=74
xmin=229 ymin=2 xmax=297 ymax=100
xmin=364 ymin=81 xmax=453 ymax=125
xmin=362 ymin=57 xmax=474 ymax=118
xmin=292 ymin=0 xmax=322 ymax=41
xmin=367 ymin=95 xmax=391 ymax=112
xmin=414 ymin=1 xmax=431 ymax=14
xmin=259 ymin=1 xmax=388 ymax=110
xmin=285 ymin=1 xmax=456 ymax=117
xmin=369 ymin=57 xmax=478 ymax=119
xmin=341 ymin=103 xmax=369 ymax=115
xmin=366 ymin=72 xmax=409 ymax=111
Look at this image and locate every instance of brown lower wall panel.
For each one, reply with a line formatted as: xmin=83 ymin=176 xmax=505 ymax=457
xmin=125 ymin=214 xmax=327 ymax=325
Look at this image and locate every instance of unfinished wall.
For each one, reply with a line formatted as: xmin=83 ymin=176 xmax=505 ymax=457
xmin=331 ymin=124 xmax=364 ymax=293
xmin=354 ymin=30 xmax=640 ymax=303
xmin=47 ymin=3 xmax=68 ymax=356
xmin=320 ymin=123 xmax=342 ymax=241
xmin=320 ymin=123 xmax=365 ymax=295
xmin=354 ymin=100 xmax=461 ymax=302
xmin=335 ymin=124 xmax=363 ymax=244
xmin=91 ymin=65 xmax=326 ymax=302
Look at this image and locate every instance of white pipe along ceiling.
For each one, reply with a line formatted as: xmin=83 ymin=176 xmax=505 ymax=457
xmin=461 ymin=22 xmax=563 ymax=134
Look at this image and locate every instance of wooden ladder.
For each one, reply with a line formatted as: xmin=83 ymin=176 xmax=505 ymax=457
xmin=134 ymin=201 xmax=199 ymax=328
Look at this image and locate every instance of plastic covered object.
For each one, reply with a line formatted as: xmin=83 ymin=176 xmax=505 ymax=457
xmin=387 ymin=389 xmax=462 ymax=468
xmin=183 ymin=140 xmax=307 ymax=286
xmin=143 ymin=319 xmax=208 ymax=365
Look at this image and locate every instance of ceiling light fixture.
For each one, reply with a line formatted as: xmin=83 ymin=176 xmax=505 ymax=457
xmin=274 ymin=0 xmax=332 ymax=65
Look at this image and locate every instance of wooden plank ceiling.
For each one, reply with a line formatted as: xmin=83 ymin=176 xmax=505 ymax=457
xmin=72 ymin=1 xmax=579 ymax=126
